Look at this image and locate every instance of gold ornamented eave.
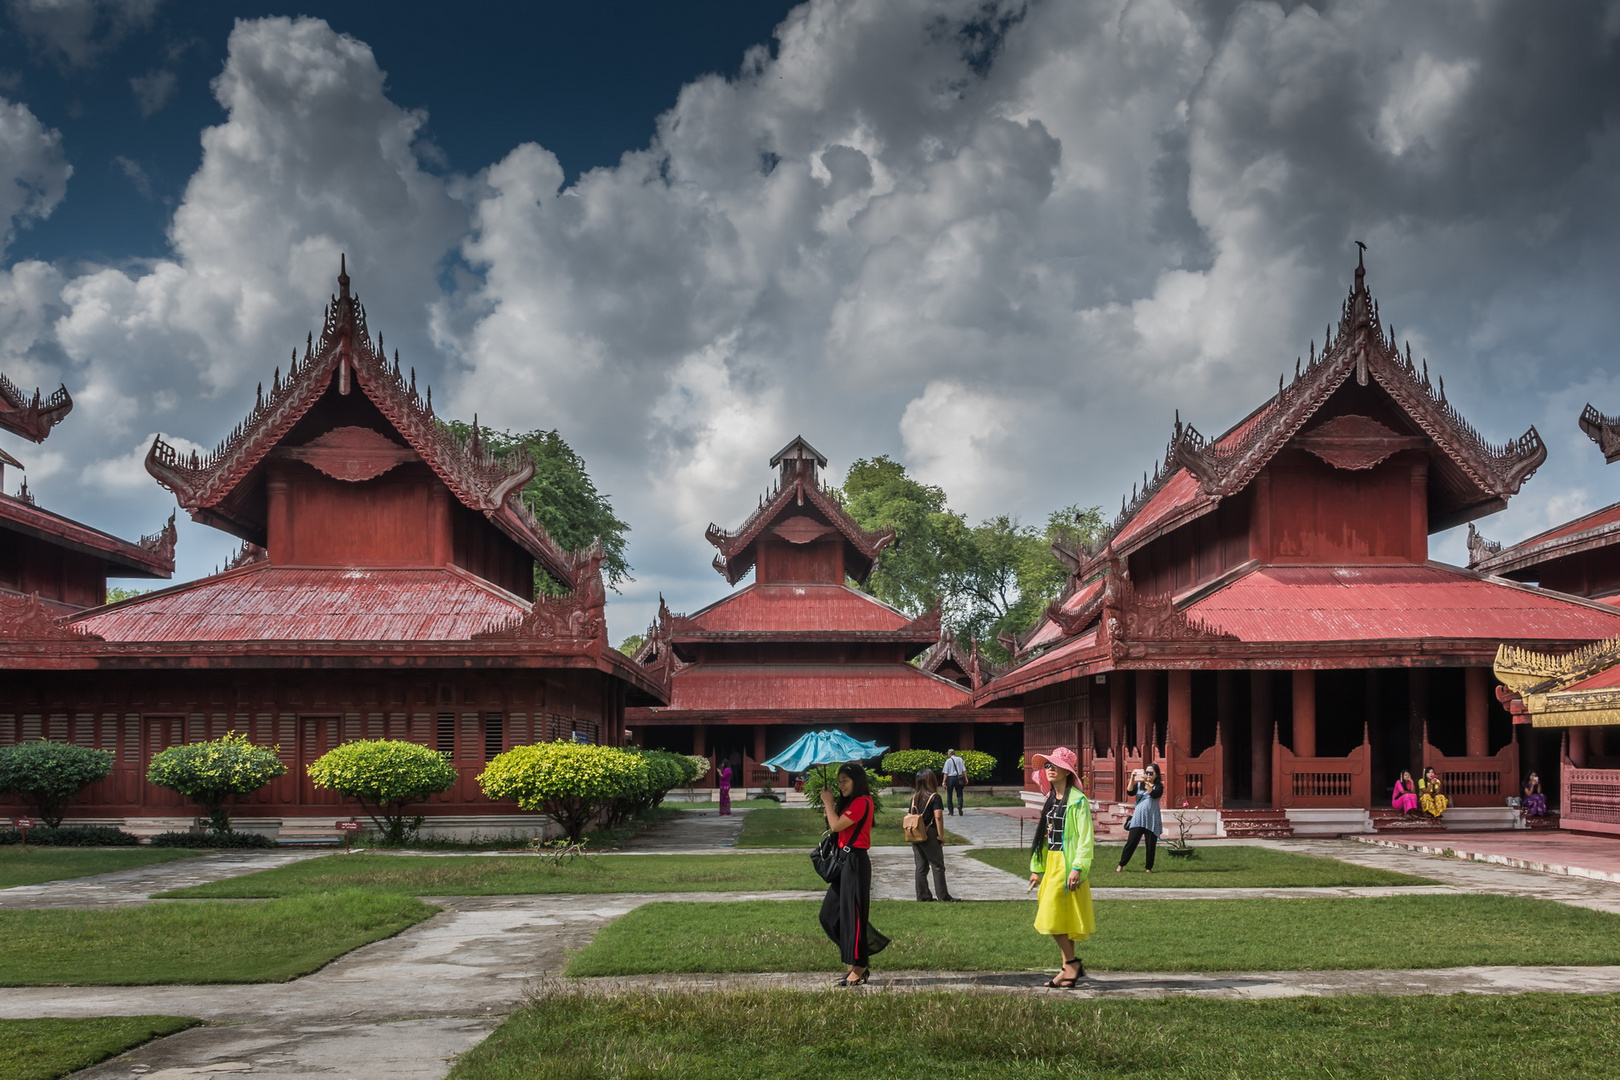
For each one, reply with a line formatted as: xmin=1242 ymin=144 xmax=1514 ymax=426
xmin=1494 ymin=637 xmax=1620 ymax=695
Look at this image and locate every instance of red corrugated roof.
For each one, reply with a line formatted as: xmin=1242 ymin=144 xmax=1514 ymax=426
xmin=1564 ymin=664 xmax=1620 ymax=692
xmin=686 ymin=584 xmax=913 ymax=633
xmin=0 ymin=494 xmax=173 ymax=577
xmin=666 ymin=662 xmax=970 ymax=710
xmin=1022 ymin=577 xmax=1104 ymax=650
xmin=1186 ymin=564 xmax=1620 ymax=642
xmin=75 ymin=564 xmax=528 ymax=642
xmin=1524 ymin=501 xmax=1620 ymax=546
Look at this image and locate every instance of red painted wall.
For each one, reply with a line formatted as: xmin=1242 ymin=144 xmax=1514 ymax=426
xmin=1264 ymin=450 xmax=1421 ymax=563
xmin=0 ymin=528 xmax=108 ymax=608
xmin=756 ymin=535 xmax=844 ymax=584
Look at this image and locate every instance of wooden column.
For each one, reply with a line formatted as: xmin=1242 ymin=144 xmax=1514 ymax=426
xmin=1465 ymin=667 xmax=1489 ymax=757
xmin=1408 ymin=668 xmax=1429 ymax=772
xmin=753 ymin=726 xmax=766 ymax=766
xmin=1109 ymin=675 xmax=1126 ymax=754
xmin=428 ymin=484 xmax=452 ymax=566
xmin=1249 ymin=671 xmax=1272 ymax=804
xmin=1217 ymin=671 xmax=1237 ymax=797
xmin=1249 ymin=468 xmax=1271 ymax=562
xmin=897 ymin=723 xmax=912 ymax=751
xmin=266 ymin=474 xmax=291 ymax=563
xmin=1167 ymin=671 xmax=1192 ymax=753
xmin=1409 ymin=458 xmax=1429 ymax=562
xmin=692 ymin=724 xmax=706 ymax=757
xmin=956 ymin=722 xmax=975 ymax=752
xmin=1134 ymin=672 xmax=1155 ymax=751
xmin=1568 ymin=726 xmax=1589 ymax=767
xmin=1292 ymin=670 xmax=1316 ymax=758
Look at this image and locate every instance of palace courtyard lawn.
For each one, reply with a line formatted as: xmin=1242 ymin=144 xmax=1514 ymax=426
xmin=0 ymin=1017 xmax=199 ymax=1080
xmin=157 ymin=852 xmax=825 ymax=898
xmin=565 ymin=894 xmax=1620 ymax=976
xmin=0 ymin=892 xmax=435 ymax=985
xmin=968 ymin=845 xmax=1434 ymax=888
xmin=446 ymin=988 xmax=1620 ymax=1080
xmin=0 ymin=847 xmax=199 ymax=889
xmin=736 ymin=804 xmax=970 ymax=847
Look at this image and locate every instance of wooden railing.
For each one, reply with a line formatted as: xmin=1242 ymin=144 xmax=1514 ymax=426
xmin=1562 ymin=761 xmax=1620 ymax=837
xmin=1088 ymin=748 xmax=1117 ymax=803
xmin=1273 ymin=724 xmax=1371 ymax=809
xmin=1422 ymin=725 xmax=1518 ymax=808
xmin=1169 ymin=736 xmax=1222 ymax=809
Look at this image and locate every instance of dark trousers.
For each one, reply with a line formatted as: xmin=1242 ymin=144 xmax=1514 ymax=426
xmin=912 ymin=838 xmax=953 ymax=900
xmin=1118 ymin=826 xmax=1157 ymax=871
xmin=819 ymin=847 xmax=889 ymax=966
xmin=945 ymin=777 xmax=965 ymax=814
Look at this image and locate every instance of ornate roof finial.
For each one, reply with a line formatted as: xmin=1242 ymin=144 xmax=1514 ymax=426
xmin=338 ymin=253 xmax=349 ymax=300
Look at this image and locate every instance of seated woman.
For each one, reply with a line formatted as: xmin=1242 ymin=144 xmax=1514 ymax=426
xmin=1522 ymin=772 xmax=1547 ymax=818
xmin=1418 ymin=766 xmax=1449 ymax=818
xmin=1391 ymin=770 xmax=1419 ymax=815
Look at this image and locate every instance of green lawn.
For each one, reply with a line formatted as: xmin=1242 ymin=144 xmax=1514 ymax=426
xmin=0 ymin=848 xmax=200 ymax=889
xmin=968 ymin=844 xmax=1434 ymax=888
xmin=0 ymin=891 xmax=435 ymax=985
xmin=158 ymin=852 xmax=825 ymax=898
xmin=0 ymin=1017 xmax=199 ymax=1080
xmin=565 ymin=894 xmax=1620 ymax=976
xmin=737 ymin=804 xmax=968 ymax=847
xmin=446 ymin=989 xmax=1620 ymax=1080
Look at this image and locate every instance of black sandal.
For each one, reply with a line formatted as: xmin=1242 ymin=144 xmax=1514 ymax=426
xmin=1047 ymin=958 xmax=1084 ymax=988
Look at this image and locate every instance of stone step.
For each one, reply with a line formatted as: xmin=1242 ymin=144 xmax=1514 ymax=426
xmin=1220 ymin=810 xmax=1295 ymax=839
xmin=1370 ymin=809 xmax=1446 ymax=833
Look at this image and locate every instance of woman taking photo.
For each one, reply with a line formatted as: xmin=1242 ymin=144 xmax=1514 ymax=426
xmin=818 ymin=762 xmax=890 ymax=986
xmin=908 ymin=768 xmax=956 ymax=902
xmin=1115 ymin=763 xmax=1163 ymax=873
xmin=1027 ymin=747 xmax=1095 ymax=988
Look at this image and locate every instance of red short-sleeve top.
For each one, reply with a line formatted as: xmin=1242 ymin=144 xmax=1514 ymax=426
xmin=837 ymin=795 xmax=874 ymax=849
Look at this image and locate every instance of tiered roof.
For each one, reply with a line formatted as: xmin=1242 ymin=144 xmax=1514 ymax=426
xmin=705 ymin=436 xmax=895 ymax=584
xmin=145 ymin=258 xmax=574 ymax=586
xmin=918 ymin=625 xmax=999 ymax=690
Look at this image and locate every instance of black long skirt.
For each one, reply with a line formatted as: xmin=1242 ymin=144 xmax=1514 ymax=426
xmin=819 ymin=847 xmax=890 ymax=966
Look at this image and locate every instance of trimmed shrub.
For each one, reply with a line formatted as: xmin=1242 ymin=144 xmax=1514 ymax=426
xmin=479 ymin=741 xmax=646 ymax=843
xmin=0 ymin=824 xmax=139 ymax=846
xmin=802 ymin=764 xmax=891 ymax=812
xmin=149 ymin=830 xmax=275 ymax=849
xmin=960 ymin=750 xmax=997 ymax=782
xmin=0 ymin=741 xmax=114 ymax=827
xmin=880 ymin=750 xmax=946 ymax=779
xmin=686 ymin=754 xmax=711 ymax=783
xmin=306 ymin=739 xmax=458 ymax=843
xmin=145 ymin=732 xmax=287 ymax=835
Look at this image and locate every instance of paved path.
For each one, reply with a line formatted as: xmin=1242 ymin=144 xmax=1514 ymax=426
xmin=619 ymin=806 xmax=750 ymax=851
xmin=1354 ymin=830 xmax=1620 ymax=884
xmin=7 ymin=822 xmax=1619 ymax=1078
xmin=0 ymin=850 xmax=328 ymax=910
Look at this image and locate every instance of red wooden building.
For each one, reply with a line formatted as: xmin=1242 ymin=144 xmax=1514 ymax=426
xmin=626 ymin=437 xmax=1021 ymax=784
xmin=976 ymin=255 xmax=1620 ymax=834
xmin=0 ymin=263 xmax=662 ymax=835
xmin=1 ymin=374 xmax=175 ymax=614
xmin=1477 ymin=399 xmax=1620 ymax=833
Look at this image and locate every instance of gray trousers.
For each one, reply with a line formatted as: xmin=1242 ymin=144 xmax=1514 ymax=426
xmin=912 ymin=838 xmax=952 ymax=900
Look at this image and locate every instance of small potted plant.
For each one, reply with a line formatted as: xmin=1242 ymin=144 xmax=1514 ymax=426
xmin=1164 ymin=802 xmax=1198 ymax=859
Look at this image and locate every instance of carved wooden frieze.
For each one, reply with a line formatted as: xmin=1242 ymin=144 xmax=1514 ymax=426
xmin=0 ymin=593 xmax=103 ymax=641
xmin=771 ymin=515 xmax=834 ymax=545
xmin=278 ymin=425 xmax=416 ymax=482
xmin=1291 ymin=414 xmax=1426 ymax=471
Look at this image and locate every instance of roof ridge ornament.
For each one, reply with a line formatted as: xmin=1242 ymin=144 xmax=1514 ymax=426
xmin=0 ymin=371 xmax=73 ymax=443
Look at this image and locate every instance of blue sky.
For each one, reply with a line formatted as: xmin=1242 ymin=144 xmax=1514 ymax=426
xmin=3 ymin=0 xmax=1620 ymax=646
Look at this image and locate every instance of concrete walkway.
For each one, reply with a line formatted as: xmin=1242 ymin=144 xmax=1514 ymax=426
xmin=7 ymin=821 xmax=1620 ymax=1078
xmin=1354 ymin=830 xmax=1620 ymax=884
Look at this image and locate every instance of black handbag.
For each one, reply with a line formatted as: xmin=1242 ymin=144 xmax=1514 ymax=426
xmin=811 ymin=798 xmax=871 ymax=883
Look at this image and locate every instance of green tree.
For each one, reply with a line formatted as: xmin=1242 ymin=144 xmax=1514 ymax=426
xmin=443 ymin=422 xmax=631 ymax=595
xmin=145 ymin=732 xmax=287 ymax=835
xmin=306 ymin=740 xmax=459 ymax=842
xmin=617 ymin=633 xmax=646 ymax=657
xmin=0 ymin=741 xmax=114 ymax=827
xmin=837 ymin=456 xmax=1104 ymax=662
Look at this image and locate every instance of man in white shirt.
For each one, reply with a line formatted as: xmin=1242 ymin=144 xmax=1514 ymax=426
xmin=942 ymin=749 xmax=967 ymax=816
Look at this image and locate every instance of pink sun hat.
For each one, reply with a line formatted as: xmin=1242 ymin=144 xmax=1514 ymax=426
xmin=1030 ymin=746 xmax=1081 ymax=795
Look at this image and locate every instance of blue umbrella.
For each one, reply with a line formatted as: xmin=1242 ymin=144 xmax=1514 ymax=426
xmin=762 ymin=730 xmax=888 ymax=773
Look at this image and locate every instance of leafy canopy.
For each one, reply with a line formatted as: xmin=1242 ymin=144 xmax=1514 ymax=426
xmin=443 ymin=422 xmax=631 ymax=595
xmin=306 ymin=740 xmax=459 ymax=842
xmin=145 ymin=732 xmax=286 ymax=834
xmin=836 ymin=456 xmax=1103 ymax=661
xmin=0 ymin=741 xmax=114 ymax=827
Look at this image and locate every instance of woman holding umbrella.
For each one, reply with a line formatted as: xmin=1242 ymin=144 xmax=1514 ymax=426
xmin=818 ymin=761 xmax=890 ymax=986
xmin=1027 ymin=747 xmax=1095 ymax=987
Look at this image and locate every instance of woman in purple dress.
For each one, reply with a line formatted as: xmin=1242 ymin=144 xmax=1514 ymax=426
xmin=1522 ymin=772 xmax=1547 ymax=818
xmin=718 ymin=761 xmax=733 ymax=816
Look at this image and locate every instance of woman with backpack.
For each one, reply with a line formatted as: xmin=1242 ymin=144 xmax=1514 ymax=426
xmin=906 ymin=768 xmax=957 ymax=902
xmin=818 ymin=762 xmax=890 ymax=986
xmin=1027 ymin=746 xmax=1095 ymax=988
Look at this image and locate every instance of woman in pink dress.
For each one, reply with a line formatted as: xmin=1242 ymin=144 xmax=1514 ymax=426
xmin=718 ymin=762 xmax=733 ymax=816
xmin=1391 ymin=770 xmax=1419 ymax=815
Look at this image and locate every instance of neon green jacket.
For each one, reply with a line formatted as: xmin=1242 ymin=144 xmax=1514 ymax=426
xmin=1028 ymin=784 xmax=1094 ymax=881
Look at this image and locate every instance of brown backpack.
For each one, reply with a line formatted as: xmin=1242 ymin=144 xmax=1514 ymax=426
xmin=902 ymin=792 xmax=931 ymax=842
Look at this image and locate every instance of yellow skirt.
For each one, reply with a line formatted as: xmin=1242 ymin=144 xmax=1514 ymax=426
xmin=1420 ymin=792 xmax=1449 ymax=818
xmin=1033 ymin=848 xmax=1095 ymax=940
